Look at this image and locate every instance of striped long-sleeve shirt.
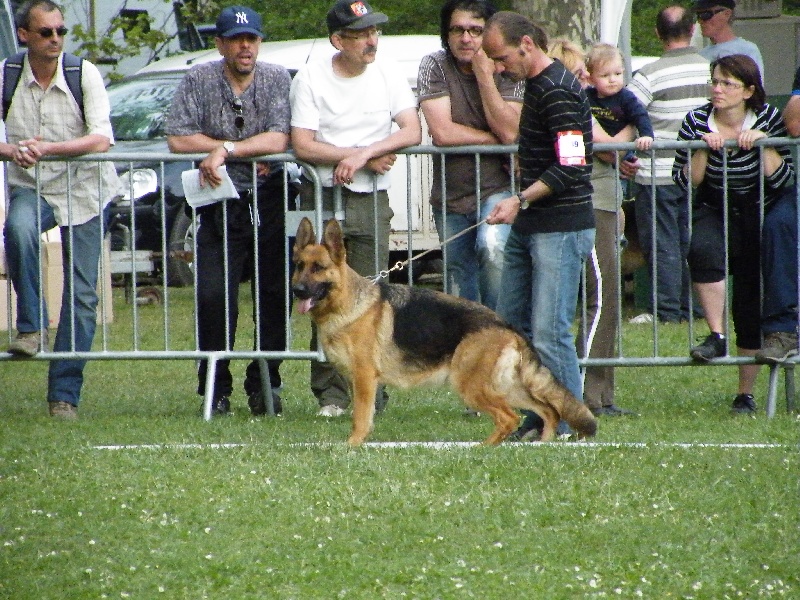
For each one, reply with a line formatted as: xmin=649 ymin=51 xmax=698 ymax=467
xmin=626 ymin=47 xmax=710 ymax=186
xmin=513 ymin=59 xmax=594 ymax=235
xmin=672 ymin=102 xmax=793 ymax=204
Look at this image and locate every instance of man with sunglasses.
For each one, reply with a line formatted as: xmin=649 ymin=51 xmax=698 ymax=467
xmin=290 ymin=0 xmax=421 ymax=417
xmin=417 ymin=0 xmax=522 ymax=314
xmin=0 ymin=1 xmax=121 ymax=419
xmin=166 ymin=5 xmax=292 ymax=417
xmin=694 ymin=0 xmax=764 ymax=79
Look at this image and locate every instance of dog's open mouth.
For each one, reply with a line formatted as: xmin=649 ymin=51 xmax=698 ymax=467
xmin=296 ymin=297 xmax=315 ymax=314
xmin=293 ymin=282 xmax=332 ymax=315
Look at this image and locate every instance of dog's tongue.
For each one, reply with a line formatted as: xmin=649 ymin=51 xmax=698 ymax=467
xmin=297 ymin=298 xmax=314 ymax=314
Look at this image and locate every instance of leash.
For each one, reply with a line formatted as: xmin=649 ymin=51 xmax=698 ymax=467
xmin=369 ymin=218 xmax=488 ymax=283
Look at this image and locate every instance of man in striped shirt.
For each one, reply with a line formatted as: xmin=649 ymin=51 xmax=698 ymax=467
xmin=483 ymin=12 xmax=594 ymax=440
xmin=626 ymin=5 xmax=709 ymax=324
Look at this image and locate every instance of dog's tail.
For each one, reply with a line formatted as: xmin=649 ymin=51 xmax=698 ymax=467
xmin=518 ymin=347 xmax=597 ymax=439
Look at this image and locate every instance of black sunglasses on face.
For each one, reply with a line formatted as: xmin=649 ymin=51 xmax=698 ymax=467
xmin=231 ymin=98 xmax=244 ymax=129
xmin=35 ymin=26 xmax=68 ymax=38
xmin=697 ymin=8 xmax=727 ymax=21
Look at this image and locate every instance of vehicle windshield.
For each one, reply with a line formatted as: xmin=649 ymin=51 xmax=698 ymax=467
xmin=108 ymin=75 xmax=181 ymax=141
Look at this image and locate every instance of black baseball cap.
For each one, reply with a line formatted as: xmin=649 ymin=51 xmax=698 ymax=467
xmin=216 ymin=5 xmax=265 ymax=38
xmin=327 ymin=0 xmax=388 ymax=34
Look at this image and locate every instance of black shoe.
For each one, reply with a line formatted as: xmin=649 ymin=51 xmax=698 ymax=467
xmin=506 ymin=413 xmax=544 ymax=442
xmin=506 ymin=424 xmax=542 ymax=442
xmin=248 ymin=391 xmax=283 ymax=416
xmin=591 ymin=404 xmax=638 ymax=417
xmin=211 ymin=396 xmax=231 ymax=416
xmin=690 ymin=333 xmax=727 ymax=362
xmin=731 ymin=393 xmax=756 ymax=415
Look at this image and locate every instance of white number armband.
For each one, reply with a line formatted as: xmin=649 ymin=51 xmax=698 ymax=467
xmin=555 ymin=130 xmax=587 ymax=166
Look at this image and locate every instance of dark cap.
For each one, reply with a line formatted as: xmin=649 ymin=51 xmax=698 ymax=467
xmin=327 ymin=0 xmax=388 ymax=34
xmin=694 ymin=0 xmax=735 ymax=10
xmin=216 ymin=5 xmax=264 ymax=38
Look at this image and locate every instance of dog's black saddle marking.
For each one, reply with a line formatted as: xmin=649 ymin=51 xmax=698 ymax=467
xmin=379 ymin=283 xmax=509 ymax=366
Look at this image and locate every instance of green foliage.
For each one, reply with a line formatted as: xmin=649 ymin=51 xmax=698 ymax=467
xmin=628 ymin=0 xmax=694 ymax=56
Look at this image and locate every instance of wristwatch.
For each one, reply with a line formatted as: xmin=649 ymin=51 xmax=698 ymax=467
xmin=518 ymin=192 xmax=532 ymax=210
xmin=222 ymin=141 xmax=235 ymax=157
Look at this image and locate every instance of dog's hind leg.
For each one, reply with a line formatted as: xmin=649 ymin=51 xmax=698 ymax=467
xmin=479 ymin=402 xmax=521 ymax=445
xmin=531 ymin=403 xmax=560 ymax=442
xmin=347 ymin=367 xmax=378 ymax=447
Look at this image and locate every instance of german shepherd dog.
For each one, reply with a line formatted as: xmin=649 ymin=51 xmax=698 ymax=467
xmin=292 ymin=218 xmax=597 ymax=446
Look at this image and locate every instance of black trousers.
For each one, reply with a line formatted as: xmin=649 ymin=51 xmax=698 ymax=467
xmin=195 ymin=185 xmax=287 ymax=398
xmin=688 ymin=189 xmax=762 ymax=349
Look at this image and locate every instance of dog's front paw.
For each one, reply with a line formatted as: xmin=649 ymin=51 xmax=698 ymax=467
xmin=347 ymin=434 xmax=367 ymax=447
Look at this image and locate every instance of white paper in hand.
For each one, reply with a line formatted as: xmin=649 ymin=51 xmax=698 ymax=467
xmin=181 ymin=166 xmax=238 ymax=209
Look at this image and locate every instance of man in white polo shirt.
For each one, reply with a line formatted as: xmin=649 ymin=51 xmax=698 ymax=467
xmin=290 ymin=0 xmax=421 ymax=416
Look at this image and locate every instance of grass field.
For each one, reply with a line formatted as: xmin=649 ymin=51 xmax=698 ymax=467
xmin=1 ymin=286 xmax=798 ymax=599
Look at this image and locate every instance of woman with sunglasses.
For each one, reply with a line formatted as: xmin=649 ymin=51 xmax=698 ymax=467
xmin=695 ymin=0 xmax=764 ymax=80
xmin=673 ymin=54 xmax=794 ymax=414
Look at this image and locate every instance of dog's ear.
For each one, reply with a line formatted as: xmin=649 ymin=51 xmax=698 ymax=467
xmin=293 ymin=217 xmax=316 ymax=258
xmin=322 ymin=219 xmax=347 ymax=265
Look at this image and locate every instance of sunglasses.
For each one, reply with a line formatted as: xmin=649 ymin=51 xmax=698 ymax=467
xmin=35 ymin=26 xmax=69 ymax=38
xmin=231 ymin=98 xmax=244 ymax=130
xmin=696 ymin=8 xmax=727 ymax=21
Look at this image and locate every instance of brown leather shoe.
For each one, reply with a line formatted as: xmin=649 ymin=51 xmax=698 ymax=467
xmin=49 ymin=401 xmax=78 ymax=420
xmin=8 ymin=330 xmax=49 ymax=356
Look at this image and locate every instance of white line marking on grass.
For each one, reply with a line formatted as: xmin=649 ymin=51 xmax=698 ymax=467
xmin=92 ymin=441 xmax=793 ymax=451
xmin=93 ymin=443 xmax=249 ymax=450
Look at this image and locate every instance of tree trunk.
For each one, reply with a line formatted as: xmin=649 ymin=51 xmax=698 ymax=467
xmin=511 ymin=0 xmax=601 ymax=48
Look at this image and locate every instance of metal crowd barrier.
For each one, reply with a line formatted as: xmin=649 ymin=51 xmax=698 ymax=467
xmin=0 ymin=140 xmax=797 ymax=418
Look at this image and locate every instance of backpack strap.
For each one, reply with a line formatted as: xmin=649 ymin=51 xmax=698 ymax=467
xmin=2 ymin=51 xmax=26 ymax=121
xmin=2 ymin=52 xmax=85 ymax=122
xmin=61 ymin=53 xmax=85 ymax=122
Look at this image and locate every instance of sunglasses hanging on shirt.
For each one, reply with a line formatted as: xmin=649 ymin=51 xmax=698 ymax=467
xmin=231 ymin=98 xmax=244 ymax=130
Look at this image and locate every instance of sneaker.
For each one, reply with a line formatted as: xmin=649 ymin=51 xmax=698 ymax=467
xmin=591 ymin=404 xmax=639 ymax=417
xmin=211 ymin=396 xmax=231 ymax=416
xmin=731 ymin=393 xmax=756 ymax=415
xmin=755 ymin=331 xmax=799 ymax=364
xmin=690 ymin=332 xmax=727 ymax=362
xmin=8 ymin=330 xmax=49 ymax=357
xmin=248 ymin=390 xmax=283 ymax=416
xmin=463 ymin=408 xmax=481 ymax=417
xmin=317 ymin=404 xmax=346 ymax=417
xmin=629 ymin=313 xmax=653 ymax=325
xmin=48 ymin=401 xmax=78 ymax=420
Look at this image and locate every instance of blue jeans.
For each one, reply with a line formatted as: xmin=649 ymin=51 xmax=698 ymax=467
xmin=4 ymin=186 xmax=109 ymax=406
xmin=497 ymin=227 xmax=595 ymax=432
xmin=762 ymin=187 xmax=799 ymax=335
xmin=634 ymin=183 xmax=692 ymax=322
xmin=433 ymin=191 xmax=512 ymax=310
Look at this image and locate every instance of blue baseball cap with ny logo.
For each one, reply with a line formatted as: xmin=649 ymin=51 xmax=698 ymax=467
xmin=216 ymin=5 xmax=265 ymax=38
